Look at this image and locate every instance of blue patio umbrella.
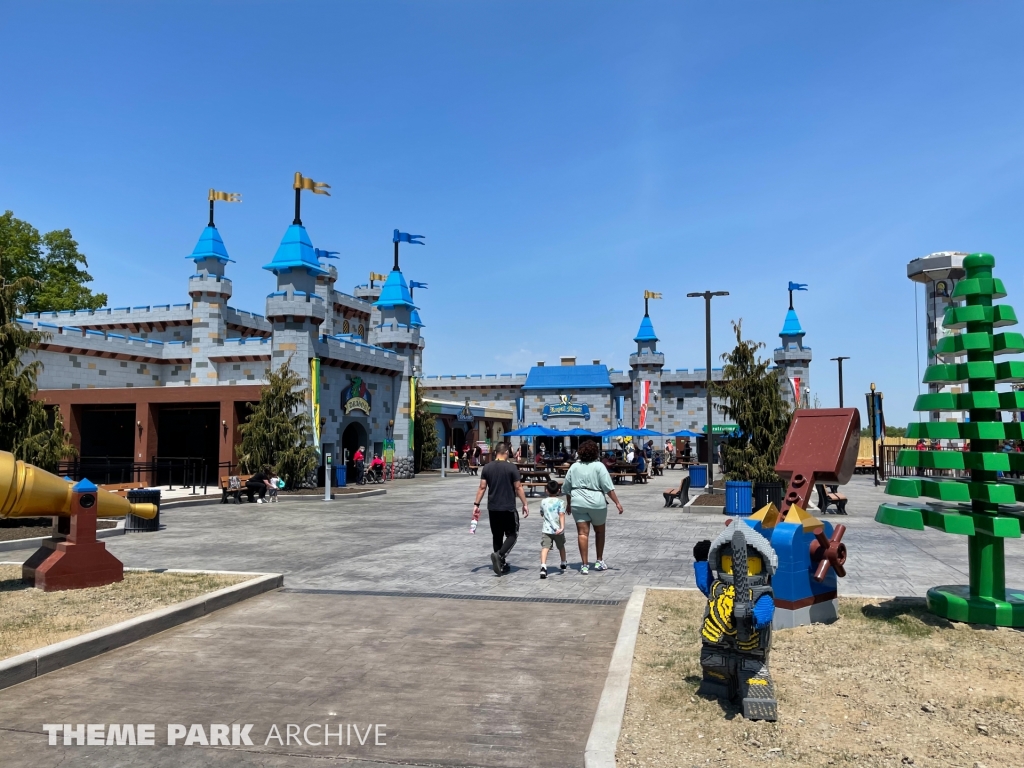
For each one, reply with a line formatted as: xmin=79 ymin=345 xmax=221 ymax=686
xmin=564 ymin=427 xmax=602 ymax=437
xmin=668 ymin=429 xmax=702 ymax=438
xmin=505 ymin=424 xmax=557 ymax=437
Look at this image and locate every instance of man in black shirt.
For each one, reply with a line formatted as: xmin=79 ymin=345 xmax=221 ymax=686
xmin=473 ymin=442 xmax=529 ymax=575
xmin=245 ymin=466 xmax=274 ymax=503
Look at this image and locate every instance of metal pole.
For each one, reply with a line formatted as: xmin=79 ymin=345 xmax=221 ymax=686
xmin=209 ymin=199 xmax=215 ymax=228
xmin=293 ymin=188 xmax=302 ymax=225
xmin=831 ymin=356 xmax=850 ymax=408
xmin=705 ymin=294 xmax=713 ymax=493
xmin=394 ymin=241 xmax=400 ymax=271
xmin=325 ymin=453 xmax=332 ymax=501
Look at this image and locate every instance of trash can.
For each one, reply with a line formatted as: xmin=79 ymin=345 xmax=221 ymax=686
xmin=688 ymin=464 xmax=708 ymax=490
xmin=754 ymin=481 xmax=784 ymax=511
xmin=335 ymin=464 xmax=346 ymax=488
xmin=725 ymin=481 xmax=753 ymax=515
xmin=125 ymin=488 xmax=161 ymax=533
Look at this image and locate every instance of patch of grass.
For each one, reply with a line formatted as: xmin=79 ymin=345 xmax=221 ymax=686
xmin=0 ymin=565 xmax=249 ymax=660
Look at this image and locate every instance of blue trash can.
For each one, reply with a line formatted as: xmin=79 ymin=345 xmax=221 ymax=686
xmin=725 ymin=481 xmax=753 ymax=515
xmin=335 ymin=465 xmax=346 ymax=488
xmin=688 ymin=464 xmax=707 ymax=490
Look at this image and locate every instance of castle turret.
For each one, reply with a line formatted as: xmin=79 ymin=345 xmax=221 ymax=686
xmin=774 ymin=305 xmax=812 ymax=409
xmin=187 ymin=226 xmax=233 ymax=384
xmin=629 ymin=295 xmax=665 ymax=431
xmin=263 ymin=224 xmax=328 ymax=380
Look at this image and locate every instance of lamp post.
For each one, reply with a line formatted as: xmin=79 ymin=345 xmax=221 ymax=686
xmin=687 ymin=290 xmax=729 ymax=492
xmin=830 ymin=356 xmax=850 ymax=407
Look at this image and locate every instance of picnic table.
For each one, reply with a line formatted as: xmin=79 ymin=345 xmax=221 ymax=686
xmin=519 ymin=468 xmax=560 ymax=497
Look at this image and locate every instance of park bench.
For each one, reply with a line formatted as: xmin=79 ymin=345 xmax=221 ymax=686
xmin=220 ymin=474 xmax=254 ymax=504
xmin=854 ymin=457 xmax=874 ymax=474
xmin=610 ymin=470 xmax=645 ymax=484
xmin=663 ymin=475 xmax=691 ymax=508
xmin=816 ymin=483 xmax=848 ymax=515
xmin=667 ymin=456 xmax=693 ymax=469
xmin=98 ymin=481 xmax=145 ymax=498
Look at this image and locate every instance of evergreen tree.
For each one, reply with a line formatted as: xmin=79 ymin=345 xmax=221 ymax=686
xmin=236 ymin=361 xmax=319 ymax=488
xmin=711 ymin=320 xmax=792 ymax=483
xmin=414 ymin=384 xmax=439 ymax=473
xmin=877 ymin=252 xmax=1024 ymax=626
xmin=0 ymin=248 xmax=76 ymax=470
xmin=0 ymin=211 xmax=107 ymax=312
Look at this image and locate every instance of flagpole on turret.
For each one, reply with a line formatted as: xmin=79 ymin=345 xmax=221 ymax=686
xmin=393 ymin=230 xmax=425 ymax=271
xmin=293 ymin=172 xmax=331 ymax=226
xmin=208 ymin=189 xmax=241 ymax=227
xmin=788 ymin=281 xmax=808 ymax=310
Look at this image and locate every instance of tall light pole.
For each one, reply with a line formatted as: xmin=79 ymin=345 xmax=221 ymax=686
xmin=830 ymin=356 xmax=850 ymax=407
xmin=687 ymin=290 xmax=729 ymax=492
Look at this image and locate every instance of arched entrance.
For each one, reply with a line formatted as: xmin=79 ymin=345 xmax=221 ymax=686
xmin=341 ymin=421 xmax=368 ymax=482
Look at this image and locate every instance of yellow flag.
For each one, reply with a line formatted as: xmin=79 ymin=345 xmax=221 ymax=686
xmin=369 ymin=271 xmax=387 ymax=283
xmin=644 ymin=290 xmax=663 ymax=300
xmin=294 ymin=172 xmax=331 ymax=196
xmin=208 ymin=190 xmax=241 ymax=202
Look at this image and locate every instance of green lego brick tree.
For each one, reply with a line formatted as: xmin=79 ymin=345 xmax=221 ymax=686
xmin=876 ymin=253 xmax=1024 ymax=627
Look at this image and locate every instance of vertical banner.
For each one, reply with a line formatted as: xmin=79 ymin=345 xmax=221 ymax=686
xmin=310 ymin=358 xmax=321 ymax=450
xmin=615 ymin=395 xmax=624 ymax=426
xmin=516 ymin=397 xmax=524 ymax=426
xmin=638 ymin=380 xmax=651 ymax=429
xmin=409 ymin=376 xmax=417 ymax=453
xmin=789 ymin=376 xmax=802 ymax=408
xmin=869 ymin=391 xmax=885 ymax=441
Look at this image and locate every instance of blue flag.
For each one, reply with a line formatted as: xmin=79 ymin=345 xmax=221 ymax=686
xmin=409 ymin=281 xmax=429 ymax=290
xmin=788 ymin=281 xmax=808 ymax=292
xmin=314 ymin=248 xmax=340 ymax=260
xmin=393 ymin=230 xmax=425 ymax=245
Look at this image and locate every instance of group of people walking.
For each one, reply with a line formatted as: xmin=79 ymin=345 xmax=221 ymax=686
xmin=471 ymin=440 xmax=624 ymax=578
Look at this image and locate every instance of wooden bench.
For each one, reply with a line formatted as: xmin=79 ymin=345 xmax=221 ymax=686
xmin=667 ymin=456 xmax=693 ymax=469
xmin=816 ymin=483 xmax=848 ymax=514
xmin=854 ymin=457 xmax=874 ymax=474
xmin=663 ymin=475 xmax=691 ymax=507
xmin=220 ymin=474 xmax=254 ymax=504
xmin=610 ymin=471 xmax=644 ymax=484
xmin=98 ymin=481 xmax=145 ymax=498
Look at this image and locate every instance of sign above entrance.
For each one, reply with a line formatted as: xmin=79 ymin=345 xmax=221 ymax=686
xmin=542 ymin=395 xmax=591 ymax=421
xmin=343 ymin=377 xmax=372 ymax=415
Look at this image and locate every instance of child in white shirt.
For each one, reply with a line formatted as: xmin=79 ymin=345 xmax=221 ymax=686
xmin=539 ymin=480 xmax=568 ymax=579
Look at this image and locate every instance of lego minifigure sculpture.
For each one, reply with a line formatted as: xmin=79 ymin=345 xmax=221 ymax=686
xmin=693 ymin=523 xmax=779 ymax=721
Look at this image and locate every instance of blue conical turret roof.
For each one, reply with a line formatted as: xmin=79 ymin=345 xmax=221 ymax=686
xmin=188 ymin=226 xmax=234 ymax=263
xmin=780 ymin=309 xmax=804 ymax=337
xmin=409 ymin=308 xmax=424 ymax=328
xmin=634 ymin=314 xmax=658 ymax=343
xmin=263 ymin=224 xmax=329 ymax=276
xmin=373 ymin=269 xmax=418 ymax=310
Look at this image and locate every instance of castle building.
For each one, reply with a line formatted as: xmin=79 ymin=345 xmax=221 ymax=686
xmin=19 ymin=198 xmax=420 ymax=483
xmin=18 ymin=183 xmax=812 ymax=479
xmin=420 ymin=292 xmax=814 ymax=461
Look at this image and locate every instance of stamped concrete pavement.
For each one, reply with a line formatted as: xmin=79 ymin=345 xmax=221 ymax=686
xmin=2 ymin=469 xmax=1023 ymax=767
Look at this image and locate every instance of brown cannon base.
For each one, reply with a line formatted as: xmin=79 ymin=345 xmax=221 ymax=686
xmin=22 ymin=538 xmax=124 ymax=591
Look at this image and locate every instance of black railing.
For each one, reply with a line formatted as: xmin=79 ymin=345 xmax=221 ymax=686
xmin=881 ymin=444 xmax=971 ymax=479
xmin=58 ymin=456 xmax=220 ymax=494
xmin=57 ymin=457 xmax=143 ymax=485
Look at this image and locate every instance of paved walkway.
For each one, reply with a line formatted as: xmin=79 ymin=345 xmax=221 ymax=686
xmin=2 ymin=469 xmax=1023 ymax=766
xmin=5 ymin=471 xmax=1019 ymax=599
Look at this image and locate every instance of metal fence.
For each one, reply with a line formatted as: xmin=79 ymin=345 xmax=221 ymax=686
xmin=58 ymin=457 xmax=233 ymax=494
xmin=881 ymin=444 xmax=972 ymax=480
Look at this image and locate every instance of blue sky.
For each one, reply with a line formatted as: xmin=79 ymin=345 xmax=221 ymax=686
xmin=3 ymin=2 xmax=1024 ymax=425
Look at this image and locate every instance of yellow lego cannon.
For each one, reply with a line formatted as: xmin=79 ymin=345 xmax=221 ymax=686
xmin=0 ymin=451 xmax=157 ymax=590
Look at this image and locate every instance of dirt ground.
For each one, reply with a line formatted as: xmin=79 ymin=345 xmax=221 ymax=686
xmin=0 ymin=565 xmax=248 ymax=660
xmin=619 ymin=589 xmax=1024 ymax=768
xmin=0 ymin=519 xmax=115 ymax=542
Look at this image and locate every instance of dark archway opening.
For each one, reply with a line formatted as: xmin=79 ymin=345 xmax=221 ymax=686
xmin=156 ymin=404 xmax=219 ymax=485
xmin=341 ymin=421 xmax=369 ymax=482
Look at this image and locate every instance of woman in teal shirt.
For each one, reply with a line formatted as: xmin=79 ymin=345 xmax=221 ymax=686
xmin=562 ymin=440 xmax=624 ymax=574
